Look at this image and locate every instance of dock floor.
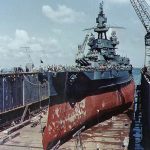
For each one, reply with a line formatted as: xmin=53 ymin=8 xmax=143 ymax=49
xmin=59 ymin=112 xmax=131 ymax=150
xmin=0 ymin=113 xmax=47 ymax=150
xmin=0 ymin=110 xmax=131 ymax=150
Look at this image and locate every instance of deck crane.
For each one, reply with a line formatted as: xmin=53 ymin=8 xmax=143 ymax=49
xmin=130 ymin=0 xmax=150 ymax=66
xmin=76 ymin=33 xmax=89 ymax=59
xmin=77 ymin=34 xmax=89 ymax=54
xmin=75 ymin=34 xmax=90 ymax=66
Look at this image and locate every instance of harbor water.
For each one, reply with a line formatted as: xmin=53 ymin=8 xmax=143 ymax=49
xmin=129 ymin=68 xmax=144 ymax=150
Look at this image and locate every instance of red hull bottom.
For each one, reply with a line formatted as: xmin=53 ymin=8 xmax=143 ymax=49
xmin=43 ymin=80 xmax=135 ymax=150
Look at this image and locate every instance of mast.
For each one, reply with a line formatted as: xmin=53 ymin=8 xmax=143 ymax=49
xmin=94 ymin=1 xmax=108 ymax=39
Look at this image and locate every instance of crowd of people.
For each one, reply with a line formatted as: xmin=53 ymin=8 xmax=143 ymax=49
xmin=0 ymin=64 xmax=132 ymax=74
xmin=47 ymin=64 xmax=132 ymax=72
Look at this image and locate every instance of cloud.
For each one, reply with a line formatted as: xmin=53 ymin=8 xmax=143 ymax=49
xmin=0 ymin=29 xmax=77 ymax=68
xmin=52 ymin=28 xmax=62 ymax=35
xmin=147 ymin=0 xmax=150 ymax=5
xmin=0 ymin=29 xmax=63 ymax=68
xmin=7 ymin=29 xmax=30 ymax=50
xmin=42 ymin=4 xmax=85 ymax=23
xmin=5 ymin=29 xmax=59 ymax=54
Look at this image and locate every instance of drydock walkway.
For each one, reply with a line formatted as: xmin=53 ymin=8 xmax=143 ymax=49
xmin=0 ymin=110 xmax=132 ymax=150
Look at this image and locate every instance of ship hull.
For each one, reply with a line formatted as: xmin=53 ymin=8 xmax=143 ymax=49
xmin=43 ymin=70 xmax=135 ymax=150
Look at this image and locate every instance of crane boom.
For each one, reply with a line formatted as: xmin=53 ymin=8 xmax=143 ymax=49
xmin=21 ymin=46 xmax=34 ymax=65
xmin=78 ymin=34 xmax=89 ymax=53
xmin=130 ymin=0 xmax=150 ymax=32
xmin=130 ymin=0 xmax=150 ymax=67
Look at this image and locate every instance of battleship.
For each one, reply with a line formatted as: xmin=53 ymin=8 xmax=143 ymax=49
xmin=42 ymin=2 xmax=135 ymax=150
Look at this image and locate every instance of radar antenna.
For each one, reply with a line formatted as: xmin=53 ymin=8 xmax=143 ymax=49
xmin=99 ymin=1 xmax=104 ymax=13
xmin=83 ymin=26 xmax=125 ymax=31
xmin=130 ymin=0 xmax=150 ymax=67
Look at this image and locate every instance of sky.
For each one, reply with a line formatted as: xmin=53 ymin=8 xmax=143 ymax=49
xmin=0 ymin=0 xmax=148 ymax=68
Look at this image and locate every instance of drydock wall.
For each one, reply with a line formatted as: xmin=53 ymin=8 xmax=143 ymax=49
xmin=0 ymin=73 xmax=48 ymax=113
xmin=141 ymin=73 xmax=150 ymax=135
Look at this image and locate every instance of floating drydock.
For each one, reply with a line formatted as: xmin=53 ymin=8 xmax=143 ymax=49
xmin=0 ymin=108 xmax=132 ymax=150
xmin=42 ymin=2 xmax=135 ymax=150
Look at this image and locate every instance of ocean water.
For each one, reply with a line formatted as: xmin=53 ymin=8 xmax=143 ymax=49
xmin=129 ymin=68 xmax=144 ymax=150
xmin=133 ymin=68 xmax=141 ymax=85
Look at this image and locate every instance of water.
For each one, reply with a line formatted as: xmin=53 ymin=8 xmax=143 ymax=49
xmin=129 ymin=68 xmax=144 ymax=150
xmin=133 ymin=68 xmax=141 ymax=86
